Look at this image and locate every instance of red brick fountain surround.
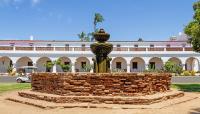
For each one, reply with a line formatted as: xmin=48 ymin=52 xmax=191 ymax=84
xmin=31 ymin=73 xmax=171 ymax=96
xmin=15 ymin=73 xmax=185 ymax=105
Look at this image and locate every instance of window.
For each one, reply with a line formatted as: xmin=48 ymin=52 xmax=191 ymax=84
xmin=28 ymin=62 xmax=33 ymax=66
xmin=81 ymin=62 xmax=86 ymax=69
xmin=65 ymin=44 xmax=69 ymax=47
xmin=132 ymin=62 xmax=138 ymax=69
xmin=47 ymin=44 xmax=52 ymax=47
xmin=82 ymin=44 xmax=85 ymax=47
xmin=29 ymin=43 xmax=34 ymax=46
xmin=166 ymin=44 xmax=170 ymax=48
xmin=134 ymin=44 xmax=138 ymax=48
xmin=150 ymin=44 xmax=154 ymax=48
xmin=117 ymin=44 xmax=121 ymax=47
xmin=149 ymin=62 xmax=155 ymax=69
xmin=10 ymin=43 xmax=15 ymax=46
xmin=82 ymin=44 xmax=86 ymax=51
xmin=46 ymin=61 xmax=51 ymax=72
xmin=182 ymin=44 xmax=186 ymax=47
xmin=116 ymin=62 xmax=122 ymax=69
xmin=64 ymin=62 xmax=70 ymax=65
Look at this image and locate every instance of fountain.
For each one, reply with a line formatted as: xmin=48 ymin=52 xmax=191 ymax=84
xmin=7 ymin=29 xmax=185 ymax=109
xmin=90 ymin=29 xmax=113 ymax=73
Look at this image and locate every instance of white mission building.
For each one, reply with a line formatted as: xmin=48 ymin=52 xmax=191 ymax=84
xmin=0 ymin=33 xmax=200 ymax=74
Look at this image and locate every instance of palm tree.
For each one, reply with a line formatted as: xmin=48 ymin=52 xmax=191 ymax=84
xmin=138 ymin=38 xmax=144 ymax=42
xmin=77 ymin=32 xmax=86 ymax=41
xmin=91 ymin=13 xmax=104 ymax=41
xmin=78 ymin=32 xmax=90 ymax=42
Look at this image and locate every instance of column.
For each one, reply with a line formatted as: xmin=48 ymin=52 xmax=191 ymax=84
xmin=70 ymin=58 xmax=76 ymax=73
xmin=182 ymin=64 xmax=186 ymax=71
xmin=51 ymin=58 xmax=57 ymax=73
xmin=193 ymin=59 xmax=199 ymax=72
xmin=125 ymin=57 xmax=131 ymax=73
xmin=127 ymin=64 xmax=130 ymax=73
xmin=71 ymin=63 xmax=75 ymax=73
xmin=52 ymin=64 xmax=56 ymax=73
xmin=145 ymin=64 xmax=149 ymax=70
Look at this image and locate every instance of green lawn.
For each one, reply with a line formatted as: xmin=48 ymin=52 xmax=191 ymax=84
xmin=0 ymin=83 xmax=31 ymax=94
xmin=171 ymin=84 xmax=200 ymax=92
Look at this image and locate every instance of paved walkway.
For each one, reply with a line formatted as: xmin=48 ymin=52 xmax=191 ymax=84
xmin=171 ymin=76 xmax=200 ymax=84
xmin=0 ymin=91 xmax=200 ymax=114
xmin=0 ymin=76 xmax=17 ymax=83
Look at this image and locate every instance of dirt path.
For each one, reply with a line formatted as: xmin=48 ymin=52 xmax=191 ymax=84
xmin=0 ymin=92 xmax=200 ymax=114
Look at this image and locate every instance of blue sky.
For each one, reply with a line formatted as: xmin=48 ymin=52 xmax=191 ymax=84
xmin=0 ymin=0 xmax=197 ymax=41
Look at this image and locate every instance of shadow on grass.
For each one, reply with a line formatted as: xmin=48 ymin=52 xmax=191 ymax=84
xmin=171 ymin=84 xmax=200 ymax=92
xmin=190 ymin=108 xmax=200 ymax=114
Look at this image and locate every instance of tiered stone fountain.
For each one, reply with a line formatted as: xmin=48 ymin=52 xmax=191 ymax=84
xmin=90 ymin=29 xmax=113 ymax=73
xmin=7 ymin=29 xmax=184 ymax=109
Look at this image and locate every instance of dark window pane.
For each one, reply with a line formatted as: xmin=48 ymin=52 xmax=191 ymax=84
xmin=132 ymin=62 xmax=138 ymax=69
xmin=116 ymin=62 xmax=122 ymax=69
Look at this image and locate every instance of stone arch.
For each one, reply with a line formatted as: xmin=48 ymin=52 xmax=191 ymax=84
xmin=75 ymin=57 xmax=90 ymax=72
xmin=185 ymin=57 xmax=199 ymax=71
xmin=36 ymin=57 xmax=52 ymax=72
xmin=56 ymin=57 xmax=71 ymax=72
xmin=0 ymin=56 xmax=12 ymax=73
xmin=149 ymin=57 xmax=164 ymax=70
xmin=16 ymin=57 xmax=33 ymax=68
xmin=111 ymin=57 xmax=127 ymax=72
xmin=168 ymin=57 xmax=182 ymax=67
xmin=130 ymin=57 xmax=145 ymax=72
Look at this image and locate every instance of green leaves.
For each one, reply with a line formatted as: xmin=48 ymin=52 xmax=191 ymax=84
xmin=77 ymin=32 xmax=91 ymax=42
xmin=94 ymin=13 xmax=104 ymax=25
xmin=56 ymin=58 xmax=71 ymax=72
xmin=164 ymin=61 xmax=182 ymax=74
xmin=184 ymin=1 xmax=200 ymax=53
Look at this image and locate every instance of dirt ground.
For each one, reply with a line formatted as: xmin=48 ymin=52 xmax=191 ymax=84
xmin=0 ymin=91 xmax=200 ymax=114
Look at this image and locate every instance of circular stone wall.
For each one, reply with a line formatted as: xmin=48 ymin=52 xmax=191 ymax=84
xmin=31 ymin=73 xmax=172 ymax=96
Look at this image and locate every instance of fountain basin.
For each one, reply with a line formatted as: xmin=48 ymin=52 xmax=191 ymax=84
xmin=31 ymin=73 xmax=172 ymax=96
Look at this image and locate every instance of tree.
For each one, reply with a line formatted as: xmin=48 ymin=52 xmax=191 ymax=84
xmin=56 ymin=58 xmax=72 ymax=72
xmin=44 ymin=61 xmax=55 ymax=72
xmin=164 ymin=61 xmax=183 ymax=75
xmin=138 ymin=38 xmax=144 ymax=42
xmin=184 ymin=1 xmax=200 ymax=52
xmin=77 ymin=32 xmax=90 ymax=42
xmin=91 ymin=13 xmax=104 ymax=41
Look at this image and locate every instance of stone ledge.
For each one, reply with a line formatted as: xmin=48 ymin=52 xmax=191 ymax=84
xmin=6 ymin=90 xmax=194 ymax=109
xmin=17 ymin=90 xmax=184 ymax=105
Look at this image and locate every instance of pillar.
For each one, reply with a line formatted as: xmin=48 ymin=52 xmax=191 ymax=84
xmin=52 ymin=64 xmax=56 ymax=73
xmin=127 ymin=64 xmax=130 ymax=73
xmin=193 ymin=58 xmax=199 ymax=72
xmin=71 ymin=63 xmax=75 ymax=73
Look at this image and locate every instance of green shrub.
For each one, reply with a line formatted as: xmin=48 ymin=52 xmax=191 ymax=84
xmin=190 ymin=70 xmax=196 ymax=76
xmin=183 ymin=71 xmax=191 ymax=76
xmin=56 ymin=58 xmax=72 ymax=72
xmin=164 ymin=61 xmax=183 ymax=75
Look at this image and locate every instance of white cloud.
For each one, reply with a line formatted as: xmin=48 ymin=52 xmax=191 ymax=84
xmin=31 ymin=0 xmax=41 ymax=6
xmin=0 ymin=0 xmax=43 ymax=7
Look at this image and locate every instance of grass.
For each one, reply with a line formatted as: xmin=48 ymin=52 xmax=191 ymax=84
xmin=171 ymin=84 xmax=200 ymax=92
xmin=0 ymin=83 xmax=31 ymax=94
